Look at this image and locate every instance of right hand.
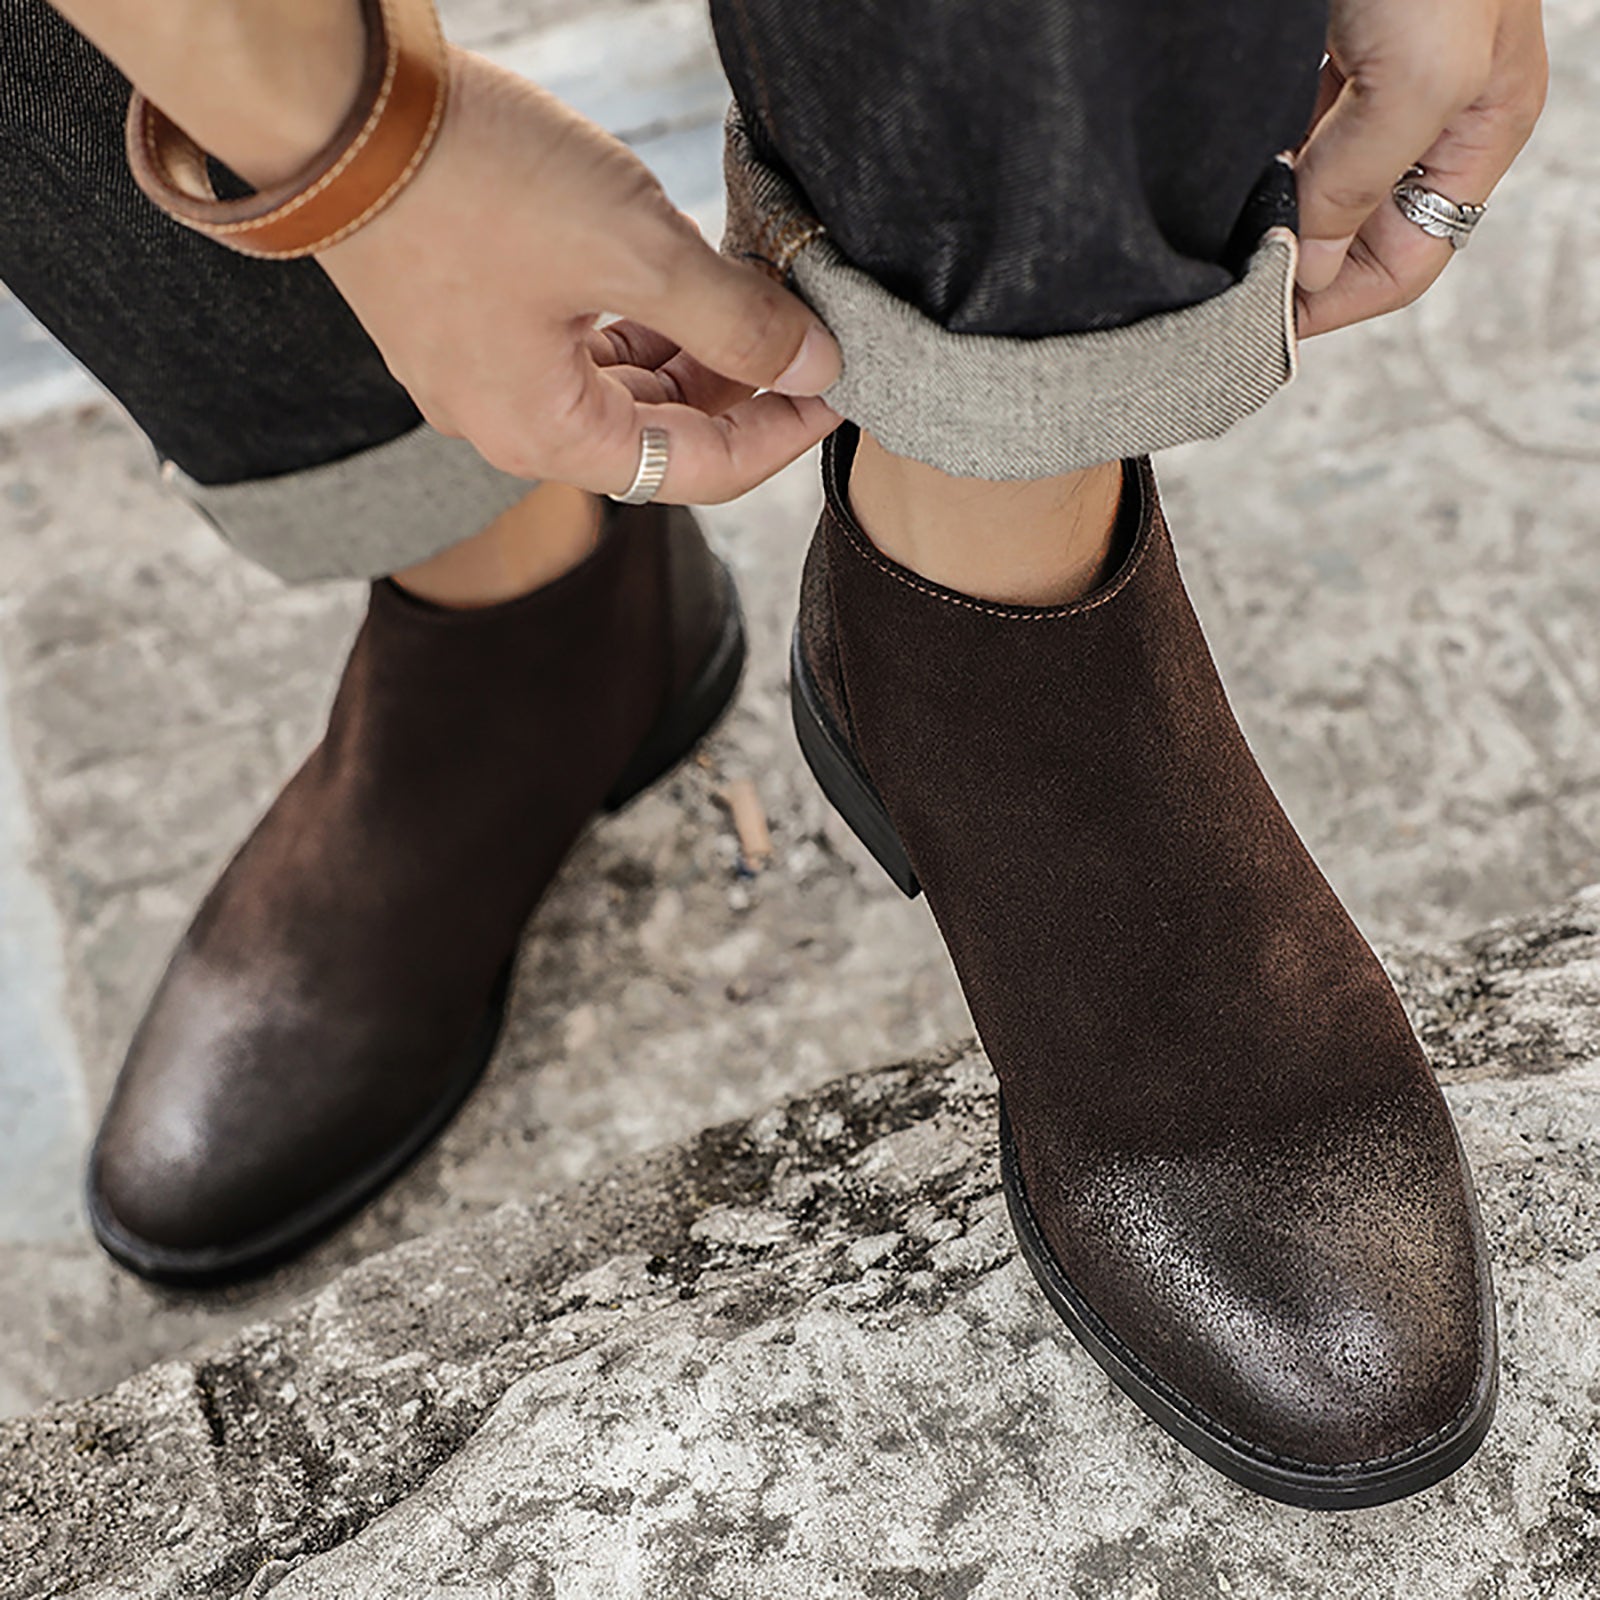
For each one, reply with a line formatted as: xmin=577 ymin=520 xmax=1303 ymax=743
xmin=317 ymin=47 xmax=842 ymax=502
xmin=1293 ymin=0 xmax=1547 ymax=337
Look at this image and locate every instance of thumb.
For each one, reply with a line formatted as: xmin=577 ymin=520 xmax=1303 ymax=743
xmin=620 ymin=222 xmax=842 ymax=396
xmin=1294 ymin=65 xmax=1468 ymax=293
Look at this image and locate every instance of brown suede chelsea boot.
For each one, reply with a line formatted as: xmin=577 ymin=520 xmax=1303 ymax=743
xmin=791 ymin=426 xmax=1496 ymax=1509
xmin=89 ymin=502 xmax=743 ymax=1284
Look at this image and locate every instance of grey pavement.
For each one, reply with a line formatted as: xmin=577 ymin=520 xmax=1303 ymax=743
xmin=0 ymin=0 xmax=1594 ymax=1586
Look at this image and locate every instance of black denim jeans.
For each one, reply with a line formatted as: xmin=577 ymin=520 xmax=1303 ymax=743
xmin=711 ymin=0 xmax=1324 ymax=336
xmin=0 ymin=0 xmax=1326 ymax=522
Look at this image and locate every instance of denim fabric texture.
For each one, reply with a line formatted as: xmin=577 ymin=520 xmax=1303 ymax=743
xmin=724 ymin=109 xmax=1303 ymax=480
xmin=169 ymin=428 xmax=535 ymax=583
xmin=2 ymin=0 xmax=1327 ymax=574
xmin=0 ymin=0 xmax=419 ymax=486
xmin=710 ymin=0 xmax=1327 ymax=336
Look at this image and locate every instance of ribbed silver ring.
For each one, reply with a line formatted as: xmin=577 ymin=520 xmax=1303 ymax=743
xmin=1392 ymin=169 xmax=1486 ymax=251
xmin=610 ymin=426 xmax=671 ymax=506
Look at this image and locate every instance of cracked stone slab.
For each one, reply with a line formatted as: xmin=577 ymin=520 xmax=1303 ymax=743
xmin=3 ymin=892 xmax=1598 ymax=1600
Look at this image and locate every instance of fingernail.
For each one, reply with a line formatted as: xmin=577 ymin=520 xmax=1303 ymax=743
xmin=771 ymin=324 xmax=842 ymax=396
xmin=1296 ymin=235 xmax=1353 ymax=294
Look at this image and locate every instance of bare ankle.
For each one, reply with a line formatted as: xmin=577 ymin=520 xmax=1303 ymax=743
xmin=847 ymin=430 xmax=1123 ymax=606
xmin=394 ymin=481 xmax=602 ymax=608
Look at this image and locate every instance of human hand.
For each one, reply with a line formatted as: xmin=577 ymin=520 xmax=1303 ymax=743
xmin=317 ymin=48 xmax=842 ymax=502
xmin=1293 ymin=0 xmax=1548 ymax=337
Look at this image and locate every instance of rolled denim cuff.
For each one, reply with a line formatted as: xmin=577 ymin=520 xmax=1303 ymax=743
xmin=164 ymin=426 xmax=533 ymax=584
xmin=723 ymin=108 xmax=1300 ymax=479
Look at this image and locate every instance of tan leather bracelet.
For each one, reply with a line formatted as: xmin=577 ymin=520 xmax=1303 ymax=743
xmin=125 ymin=0 xmax=448 ymax=260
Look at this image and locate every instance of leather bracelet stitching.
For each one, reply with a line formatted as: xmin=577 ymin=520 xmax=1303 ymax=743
xmin=276 ymin=42 xmax=447 ymax=257
xmin=131 ymin=0 xmax=446 ymax=259
xmin=178 ymin=0 xmax=406 ymax=236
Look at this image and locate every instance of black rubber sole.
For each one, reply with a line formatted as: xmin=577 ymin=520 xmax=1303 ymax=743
xmin=790 ymin=629 xmax=1497 ymax=1508
xmin=87 ymin=967 xmax=515 ymax=1288
xmin=1001 ymin=1104 xmax=1497 ymax=1510
xmin=88 ymin=569 xmax=748 ymax=1288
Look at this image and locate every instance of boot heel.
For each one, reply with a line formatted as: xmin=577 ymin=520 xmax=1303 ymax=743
xmin=789 ymin=629 xmax=921 ymax=899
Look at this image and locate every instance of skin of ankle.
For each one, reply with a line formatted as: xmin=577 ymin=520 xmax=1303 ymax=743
xmin=848 ymin=430 xmax=1124 ymax=606
xmin=394 ymin=481 xmax=602 ymax=607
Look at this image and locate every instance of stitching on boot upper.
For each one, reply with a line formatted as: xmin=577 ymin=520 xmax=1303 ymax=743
xmin=826 ymin=454 xmax=1158 ymax=625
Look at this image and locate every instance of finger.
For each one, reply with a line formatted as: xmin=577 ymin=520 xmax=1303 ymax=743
xmin=589 ymin=319 xmax=777 ymax=409
xmin=620 ymin=392 xmax=843 ymax=504
xmin=1300 ymin=58 xmax=1346 ymax=148
xmin=602 ymin=363 xmax=688 ymax=406
xmin=1295 ymin=32 xmax=1492 ymax=292
xmin=603 ymin=353 xmax=754 ymax=415
xmin=1414 ymin=1 xmax=1548 ymax=200
xmin=654 ymin=350 xmax=754 ymax=416
xmin=619 ymin=224 xmax=843 ymax=396
xmin=585 ymin=318 xmax=679 ymax=372
xmin=1295 ymin=222 xmax=1445 ymax=339
xmin=1299 ymin=19 xmax=1548 ymax=339
xmin=528 ymin=353 xmax=839 ymax=503
xmin=550 ymin=390 xmax=839 ymax=503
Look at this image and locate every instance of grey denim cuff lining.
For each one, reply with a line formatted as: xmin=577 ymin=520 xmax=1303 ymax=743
xmin=165 ymin=427 xmax=534 ymax=585
xmin=723 ymin=108 xmax=1300 ymax=480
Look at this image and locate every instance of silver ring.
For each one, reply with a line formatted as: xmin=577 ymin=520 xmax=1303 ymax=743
xmin=1392 ymin=168 xmax=1486 ymax=251
xmin=609 ymin=426 xmax=671 ymax=506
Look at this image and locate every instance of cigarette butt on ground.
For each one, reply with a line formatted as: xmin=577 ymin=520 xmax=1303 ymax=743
xmin=718 ymin=778 xmax=773 ymax=872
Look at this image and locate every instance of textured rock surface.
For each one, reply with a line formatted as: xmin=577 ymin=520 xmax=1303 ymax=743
xmin=3 ymin=891 xmax=1598 ymax=1600
xmin=3 ymin=0 xmax=1600 ymax=1422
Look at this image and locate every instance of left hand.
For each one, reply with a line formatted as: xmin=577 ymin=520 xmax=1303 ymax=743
xmin=1294 ymin=0 xmax=1549 ymax=337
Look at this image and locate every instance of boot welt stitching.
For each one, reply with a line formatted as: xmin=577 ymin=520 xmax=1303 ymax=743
xmin=1067 ymin=1266 xmax=1486 ymax=1476
xmin=1005 ymin=1132 xmax=1490 ymax=1476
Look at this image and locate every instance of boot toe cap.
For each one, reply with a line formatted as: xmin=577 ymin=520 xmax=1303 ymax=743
xmin=88 ymin=1099 xmax=300 ymax=1272
xmin=85 ymin=964 xmax=456 ymax=1279
xmin=1015 ymin=1099 xmax=1496 ymax=1499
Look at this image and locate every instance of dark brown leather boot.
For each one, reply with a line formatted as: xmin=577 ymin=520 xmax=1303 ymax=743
xmin=792 ymin=426 xmax=1495 ymax=1508
xmin=89 ymin=503 xmax=742 ymax=1284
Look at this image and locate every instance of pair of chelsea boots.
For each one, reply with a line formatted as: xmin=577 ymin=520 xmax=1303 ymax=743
xmin=89 ymin=430 xmax=1495 ymax=1508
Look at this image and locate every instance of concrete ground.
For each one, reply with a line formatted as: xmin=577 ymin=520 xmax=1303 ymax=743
xmin=0 ymin=0 xmax=1595 ymax=1493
